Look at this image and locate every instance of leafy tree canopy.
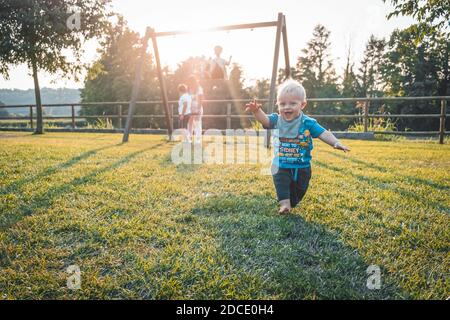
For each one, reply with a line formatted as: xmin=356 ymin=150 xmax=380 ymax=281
xmin=384 ymin=0 xmax=450 ymax=42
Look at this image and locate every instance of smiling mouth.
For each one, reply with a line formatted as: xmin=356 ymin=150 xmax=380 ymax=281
xmin=283 ymin=110 xmax=294 ymax=116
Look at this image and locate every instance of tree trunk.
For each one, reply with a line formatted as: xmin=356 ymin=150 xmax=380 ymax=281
xmin=31 ymin=58 xmax=43 ymax=134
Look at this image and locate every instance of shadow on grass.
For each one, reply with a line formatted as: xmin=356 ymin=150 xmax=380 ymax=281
xmin=314 ymin=159 xmax=449 ymax=213
xmin=158 ymin=142 xmax=203 ymax=173
xmin=0 ymin=143 xmax=165 ymax=232
xmin=191 ymin=194 xmax=407 ymax=299
xmin=0 ymin=144 xmax=122 ymax=196
xmin=320 ymin=149 xmax=449 ymax=191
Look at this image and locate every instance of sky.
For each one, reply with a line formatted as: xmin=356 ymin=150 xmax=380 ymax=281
xmin=0 ymin=0 xmax=415 ymax=90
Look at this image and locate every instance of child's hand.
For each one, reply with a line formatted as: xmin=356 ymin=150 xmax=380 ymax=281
xmin=180 ymin=115 xmax=184 ymax=121
xmin=334 ymin=142 xmax=350 ymax=153
xmin=245 ymin=99 xmax=262 ymax=113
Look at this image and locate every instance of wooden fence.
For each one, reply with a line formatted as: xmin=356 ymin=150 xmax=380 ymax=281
xmin=0 ymin=96 xmax=448 ymax=143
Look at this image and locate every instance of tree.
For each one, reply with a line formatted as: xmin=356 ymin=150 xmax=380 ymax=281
xmin=358 ymin=35 xmax=387 ymax=97
xmin=246 ymin=79 xmax=270 ymax=101
xmin=81 ymin=17 xmax=159 ymax=128
xmin=295 ymin=25 xmax=338 ymax=100
xmin=382 ymin=28 xmax=445 ymax=97
xmin=341 ymin=45 xmax=359 ymax=98
xmin=277 ymin=67 xmax=297 ymax=84
xmin=0 ymin=0 xmax=112 ymax=133
xmin=166 ymin=56 xmax=211 ymax=100
xmin=338 ymin=45 xmax=360 ymax=130
xmin=381 ymin=27 xmax=449 ymax=130
xmin=294 ymin=25 xmax=339 ymax=129
xmin=384 ymin=0 xmax=450 ymax=42
xmin=383 ymin=0 xmax=449 ymax=102
xmin=228 ymin=63 xmax=250 ymax=101
xmin=163 ymin=56 xmax=251 ymax=129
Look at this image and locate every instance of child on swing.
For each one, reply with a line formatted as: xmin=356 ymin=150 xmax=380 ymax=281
xmin=209 ymin=45 xmax=232 ymax=80
xmin=245 ymin=79 xmax=350 ymax=214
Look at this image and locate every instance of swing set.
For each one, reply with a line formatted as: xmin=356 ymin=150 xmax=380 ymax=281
xmin=122 ymin=12 xmax=291 ymax=143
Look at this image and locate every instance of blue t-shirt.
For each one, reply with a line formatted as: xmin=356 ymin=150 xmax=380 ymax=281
xmin=266 ymin=113 xmax=326 ymax=169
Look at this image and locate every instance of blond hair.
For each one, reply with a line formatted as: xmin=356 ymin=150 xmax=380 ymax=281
xmin=277 ymin=79 xmax=306 ymax=102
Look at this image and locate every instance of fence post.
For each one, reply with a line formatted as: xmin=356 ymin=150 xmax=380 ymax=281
xmin=226 ymin=103 xmax=232 ymax=129
xmin=170 ymin=103 xmax=174 ymax=131
xmin=118 ymin=105 xmax=123 ymax=129
xmin=71 ymin=105 xmax=75 ymax=129
xmin=363 ymin=100 xmax=369 ymax=133
xmin=439 ymin=99 xmax=447 ymax=144
xmin=29 ymin=105 xmax=33 ymax=129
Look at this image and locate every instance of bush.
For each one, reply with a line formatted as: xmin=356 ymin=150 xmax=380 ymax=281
xmin=348 ymin=117 xmax=397 ymax=132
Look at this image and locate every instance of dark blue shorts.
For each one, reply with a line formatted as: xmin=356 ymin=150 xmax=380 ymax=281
xmin=272 ymin=166 xmax=312 ymax=208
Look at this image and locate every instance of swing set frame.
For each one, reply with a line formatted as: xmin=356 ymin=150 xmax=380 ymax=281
xmin=122 ymin=12 xmax=291 ymax=143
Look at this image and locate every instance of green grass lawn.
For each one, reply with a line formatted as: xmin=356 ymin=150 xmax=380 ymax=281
xmin=0 ymin=131 xmax=449 ymax=299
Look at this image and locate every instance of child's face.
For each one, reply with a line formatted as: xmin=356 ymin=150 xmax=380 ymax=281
xmin=277 ymin=95 xmax=307 ymax=121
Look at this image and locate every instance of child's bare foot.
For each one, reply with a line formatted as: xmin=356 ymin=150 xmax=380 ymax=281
xmin=278 ymin=199 xmax=291 ymax=214
xmin=278 ymin=206 xmax=291 ymax=214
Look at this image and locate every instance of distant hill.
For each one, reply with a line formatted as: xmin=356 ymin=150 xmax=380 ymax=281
xmin=0 ymin=88 xmax=81 ymax=116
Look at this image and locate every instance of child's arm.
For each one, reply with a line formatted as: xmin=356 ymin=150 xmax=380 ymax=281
xmin=318 ymin=130 xmax=350 ymax=152
xmin=245 ymin=99 xmax=270 ymax=128
xmin=180 ymin=101 xmax=188 ymax=120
